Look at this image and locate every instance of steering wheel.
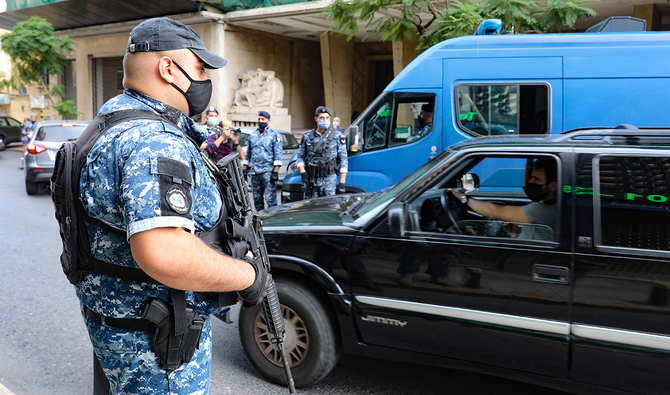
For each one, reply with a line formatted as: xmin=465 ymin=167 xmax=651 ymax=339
xmin=438 ymin=190 xmax=472 ymax=234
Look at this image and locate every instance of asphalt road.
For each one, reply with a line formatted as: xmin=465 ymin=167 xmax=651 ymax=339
xmin=0 ymin=147 xmax=569 ymax=394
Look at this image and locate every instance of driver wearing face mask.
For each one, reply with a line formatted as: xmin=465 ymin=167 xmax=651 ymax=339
xmin=450 ymin=158 xmax=557 ymax=236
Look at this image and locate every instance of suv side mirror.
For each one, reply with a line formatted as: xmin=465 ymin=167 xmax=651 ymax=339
xmin=462 ymin=172 xmax=480 ymax=192
xmin=346 ymin=125 xmax=362 ymax=156
xmin=388 ymin=202 xmax=405 ymax=238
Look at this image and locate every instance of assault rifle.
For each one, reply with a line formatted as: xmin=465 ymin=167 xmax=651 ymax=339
xmin=212 ymin=152 xmax=296 ymax=394
xmin=303 ymin=162 xmax=318 ymax=199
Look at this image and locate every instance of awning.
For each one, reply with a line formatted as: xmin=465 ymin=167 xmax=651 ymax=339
xmin=0 ymin=0 xmax=202 ymax=30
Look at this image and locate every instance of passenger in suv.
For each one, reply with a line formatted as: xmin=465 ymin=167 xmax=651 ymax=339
xmin=450 ymin=158 xmax=557 ymax=240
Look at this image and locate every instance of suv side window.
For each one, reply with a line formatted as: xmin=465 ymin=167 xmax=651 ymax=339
xmin=596 ymin=156 xmax=670 ymax=252
xmin=456 ymin=84 xmax=549 ymax=137
xmin=409 ymin=155 xmax=558 ymax=242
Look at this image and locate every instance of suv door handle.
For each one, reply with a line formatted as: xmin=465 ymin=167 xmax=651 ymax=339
xmin=532 ymin=264 xmax=570 ymax=285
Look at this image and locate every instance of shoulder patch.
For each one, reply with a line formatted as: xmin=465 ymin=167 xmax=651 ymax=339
xmin=166 ymin=184 xmax=190 ymax=214
xmin=340 ymin=136 xmax=347 ymax=145
xmin=277 ymin=133 xmax=282 ymax=142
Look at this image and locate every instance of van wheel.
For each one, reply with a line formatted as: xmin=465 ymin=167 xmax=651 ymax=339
xmin=26 ymin=181 xmax=38 ymax=195
xmin=239 ymin=278 xmax=340 ymax=388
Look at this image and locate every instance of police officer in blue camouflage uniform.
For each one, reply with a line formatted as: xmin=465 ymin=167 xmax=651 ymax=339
xmin=242 ymin=110 xmax=283 ymax=211
xmin=297 ymin=106 xmax=348 ymax=198
xmin=77 ymin=18 xmax=264 ymax=395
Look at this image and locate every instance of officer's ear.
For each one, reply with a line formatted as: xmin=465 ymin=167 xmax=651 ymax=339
xmin=158 ymin=56 xmax=176 ymax=84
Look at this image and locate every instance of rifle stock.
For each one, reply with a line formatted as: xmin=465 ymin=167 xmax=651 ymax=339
xmin=214 ymin=153 xmax=296 ymax=394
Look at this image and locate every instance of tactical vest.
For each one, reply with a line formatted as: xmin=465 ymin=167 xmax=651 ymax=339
xmin=50 ymin=108 xmax=241 ymax=306
xmin=305 ymin=129 xmax=338 ymax=178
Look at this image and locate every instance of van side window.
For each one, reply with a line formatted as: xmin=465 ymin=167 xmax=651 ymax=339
xmin=362 ymin=94 xmax=393 ymax=152
xmin=390 ymin=100 xmax=435 ymax=146
xmin=597 ymin=156 xmax=670 ymax=252
xmin=457 ymin=84 xmax=549 ymax=137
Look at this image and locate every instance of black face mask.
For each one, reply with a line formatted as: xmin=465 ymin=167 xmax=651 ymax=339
xmin=258 ymin=122 xmax=268 ymax=130
xmin=523 ymin=182 xmax=549 ymax=202
xmin=171 ymin=61 xmax=212 ymax=117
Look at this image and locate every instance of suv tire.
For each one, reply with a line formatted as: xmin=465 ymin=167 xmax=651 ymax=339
xmin=239 ymin=277 xmax=340 ymax=388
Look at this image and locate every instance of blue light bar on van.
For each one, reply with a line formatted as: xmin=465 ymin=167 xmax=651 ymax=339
xmin=475 ymin=19 xmax=502 ymax=35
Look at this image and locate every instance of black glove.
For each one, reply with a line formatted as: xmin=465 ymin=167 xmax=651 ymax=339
xmin=301 ymin=172 xmax=309 ymax=183
xmin=337 ymin=183 xmax=346 ymax=194
xmin=270 ymin=171 xmax=279 ymax=183
xmin=243 ymin=169 xmax=249 ymax=179
xmin=237 ymin=256 xmax=268 ymax=308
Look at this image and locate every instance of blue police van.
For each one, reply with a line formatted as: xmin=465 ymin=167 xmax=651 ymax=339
xmin=282 ymin=17 xmax=670 ymax=202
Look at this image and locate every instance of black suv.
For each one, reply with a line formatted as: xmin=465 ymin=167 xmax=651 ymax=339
xmin=240 ymin=127 xmax=670 ymax=394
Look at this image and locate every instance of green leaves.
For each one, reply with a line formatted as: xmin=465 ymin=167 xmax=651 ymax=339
xmin=1 ymin=16 xmax=75 ymax=86
xmin=52 ymin=100 xmax=80 ymax=120
xmin=1 ymin=16 xmax=79 ymax=119
xmin=325 ymin=0 xmax=599 ymax=51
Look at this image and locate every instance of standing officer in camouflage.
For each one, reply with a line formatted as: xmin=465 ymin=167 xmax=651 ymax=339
xmin=75 ymin=18 xmax=264 ymax=394
xmin=297 ymin=106 xmax=348 ymax=198
xmin=242 ymin=110 xmax=283 ymax=211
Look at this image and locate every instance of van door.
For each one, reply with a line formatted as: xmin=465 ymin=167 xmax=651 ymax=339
xmin=347 ymin=90 xmax=441 ymax=192
xmin=570 ymin=151 xmax=670 ymax=394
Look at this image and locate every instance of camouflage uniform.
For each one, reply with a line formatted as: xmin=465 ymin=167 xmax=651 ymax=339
xmin=78 ymin=89 xmax=228 ymax=394
xmin=407 ymin=121 xmax=433 ymax=143
xmin=296 ymin=127 xmax=348 ymax=198
xmin=242 ymin=127 xmax=282 ymax=211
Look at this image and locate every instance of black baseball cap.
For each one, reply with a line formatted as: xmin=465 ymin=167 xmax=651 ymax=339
xmin=315 ymin=106 xmax=331 ymax=116
xmin=127 ymin=17 xmax=228 ymax=69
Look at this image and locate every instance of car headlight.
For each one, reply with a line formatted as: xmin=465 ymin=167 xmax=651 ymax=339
xmin=288 ymin=162 xmax=298 ymax=173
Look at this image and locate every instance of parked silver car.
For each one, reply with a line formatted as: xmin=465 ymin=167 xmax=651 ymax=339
xmin=236 ymin=127 xmax=299 ymax=182
xmin=24 ymin=120 xmax=89 ymax=195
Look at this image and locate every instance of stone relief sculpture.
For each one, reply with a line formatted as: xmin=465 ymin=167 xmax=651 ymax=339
xmin=233 ymin=68 xmax=284 ymax=110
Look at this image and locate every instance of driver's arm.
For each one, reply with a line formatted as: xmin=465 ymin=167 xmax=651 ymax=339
xmin=450 ymin=189 xmax=530 ymax=224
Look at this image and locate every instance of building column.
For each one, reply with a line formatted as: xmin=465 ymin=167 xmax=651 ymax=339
xmin=634 ymin=3 xmax=662 ymax=31
xmin=320 ymin=32 xmax=353 ymax=125
xmin=392 ymin=34 xmax=419 ymax=77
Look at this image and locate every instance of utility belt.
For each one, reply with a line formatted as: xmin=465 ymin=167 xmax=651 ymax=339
xmin=306 ymin=157 xmax=338 ymax=178
xmin=84 ymin=288 xmax=206 ymax=372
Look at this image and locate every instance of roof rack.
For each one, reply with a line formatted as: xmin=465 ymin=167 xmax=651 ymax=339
xmin=554 ymin=125 xmax=670 ymax=143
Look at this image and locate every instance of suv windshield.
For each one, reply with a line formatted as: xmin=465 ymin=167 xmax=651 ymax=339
xmin=348 ymin=149 xmax=454 ymax=219
xmin=35 ymin=125 xmax=86 ymax=142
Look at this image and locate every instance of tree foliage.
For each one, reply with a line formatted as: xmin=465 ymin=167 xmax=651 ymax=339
xmin=325 ymin=0 xmax=599 ymax=51
xmin=1 ymin=16 xmax=79 ymax=119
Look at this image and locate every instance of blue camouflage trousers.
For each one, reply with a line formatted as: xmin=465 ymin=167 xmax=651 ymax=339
xmin=305 ymin=173 xmax=338 ymax=199
xmin=251 ymin=172 xmax=277 ymax=212
xmin=83 ymin=307 xmax=214 ymax=395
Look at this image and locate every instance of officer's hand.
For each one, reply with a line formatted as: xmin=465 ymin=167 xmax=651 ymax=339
xmin=301 ymin=172 xmax=309 ymax=183
xmin=337 ymin=183 xmax=346 ymax=194
xmin=237 ymin=256 xmax=268 ymax=308
xmin=270 ymin=171 xmax=279 ymax=183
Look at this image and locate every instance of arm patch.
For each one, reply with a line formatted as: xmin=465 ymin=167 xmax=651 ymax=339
xmin=156 ymin=157 xmax=193 ymax=219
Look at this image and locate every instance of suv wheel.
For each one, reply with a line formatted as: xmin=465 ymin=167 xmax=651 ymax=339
xmin=0 ymin=135 xmax=5 ymax=151
xmin=26 ymin=180 xmax=38 ymax=195
xmin=239 ymin=278 xmax=340 ymax=388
